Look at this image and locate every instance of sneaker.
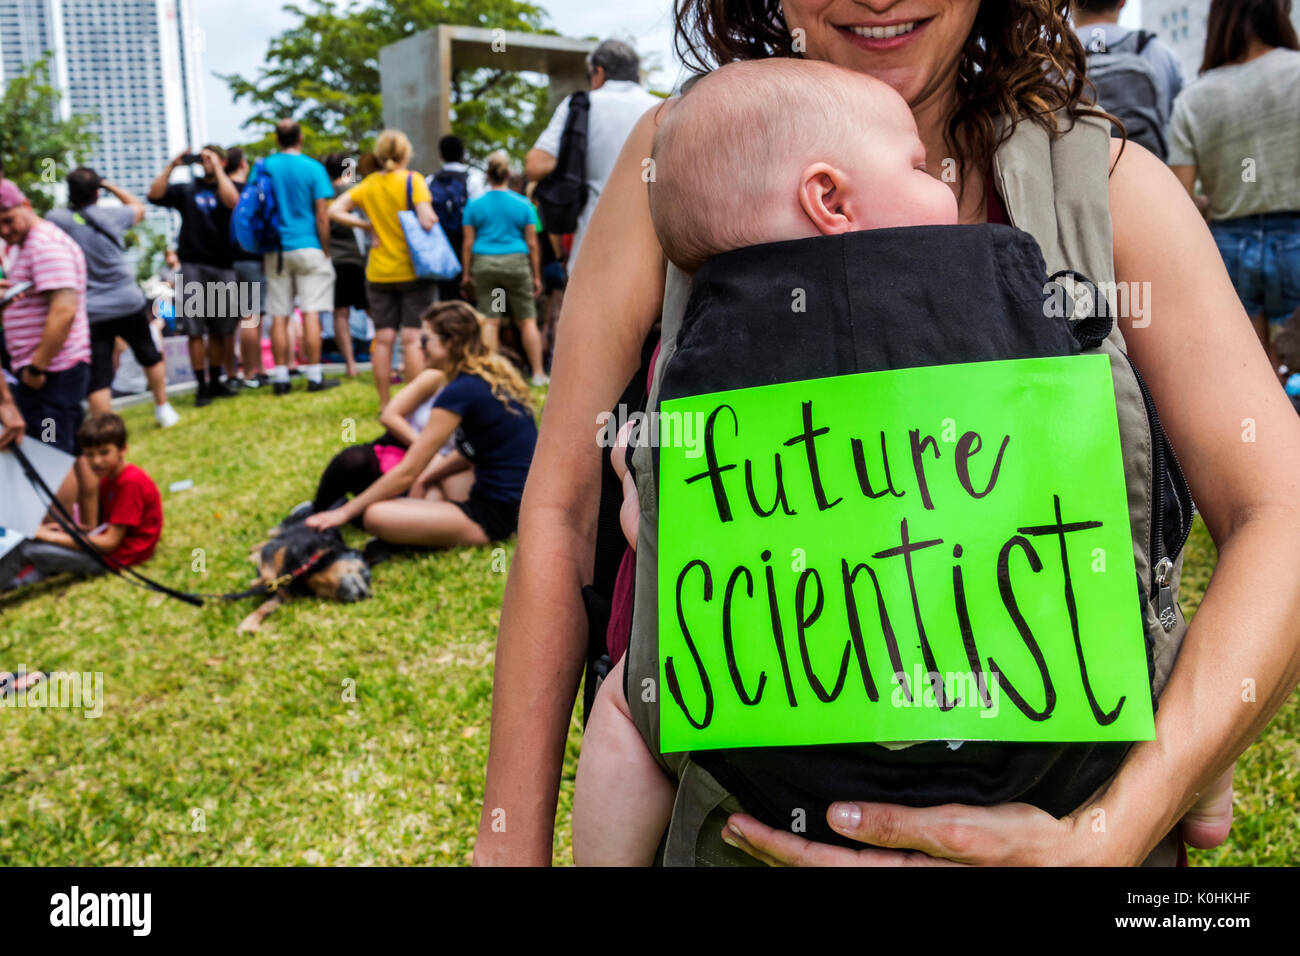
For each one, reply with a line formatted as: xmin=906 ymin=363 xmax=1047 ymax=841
xmin=307 ymin=378 xmax=341 ymax=393
xmin=195 ymin=386 xmax=213 ymax=408
xmin=530 ymin=372 xmax=550 ymax=387
xmin=240 ymin=376 xmax=262 ymax=389
xmin=154 ymin=402 xmax=180 ymax=428
xmin=211 ymin=378 xmax=241 ymax=398
xmin=272 ymin=381 xmax=291 ymax=396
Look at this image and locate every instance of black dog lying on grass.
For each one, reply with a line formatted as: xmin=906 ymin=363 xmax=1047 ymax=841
xmin=237 ymin=509 xmax=371 ymax=633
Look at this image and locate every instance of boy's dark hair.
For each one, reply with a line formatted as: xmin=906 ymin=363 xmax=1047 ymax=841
xmin=66 ymin=166 xmax=102 ymax=208
xmin=323 ymin=152 xmax=350 ymax=180
xmin=439 ymin=135 xmax=465 ymax=163
xmin=77 ymin=412 xmax=128 ymax=450
xmin=225 ymin=147 xmax=247 ymax=175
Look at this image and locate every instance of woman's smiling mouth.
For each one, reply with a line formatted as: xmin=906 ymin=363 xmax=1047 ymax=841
xmin=838 ymin=17 xmax=933 ymax=50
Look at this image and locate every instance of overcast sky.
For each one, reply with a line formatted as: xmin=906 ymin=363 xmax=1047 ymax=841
xmin=197 ymin=0 xmax=1140 ymax=146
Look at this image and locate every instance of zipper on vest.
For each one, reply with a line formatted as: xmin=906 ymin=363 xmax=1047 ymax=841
xmin=1122 ymin=351 xmax=1193 ymax=631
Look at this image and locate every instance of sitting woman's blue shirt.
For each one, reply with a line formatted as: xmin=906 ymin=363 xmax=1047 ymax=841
xmin=433 ymin=372 xmax=538 ymax=502
xmin=464 ymin=190 xmax=535 ymax=256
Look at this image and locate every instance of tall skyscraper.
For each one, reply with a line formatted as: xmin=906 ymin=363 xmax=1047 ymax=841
xmin=1143 ymin=0 xmax=1300 ymax=79
xmin=0 ymin=0 xmax=206 ymax=232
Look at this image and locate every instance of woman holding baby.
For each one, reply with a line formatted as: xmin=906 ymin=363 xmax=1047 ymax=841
xmin=477 ymin=0 xmax=1300 ymax=867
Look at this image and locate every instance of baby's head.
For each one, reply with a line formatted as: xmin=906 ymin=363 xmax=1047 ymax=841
xmin=649 ymin=60 xmax=959 ymax=273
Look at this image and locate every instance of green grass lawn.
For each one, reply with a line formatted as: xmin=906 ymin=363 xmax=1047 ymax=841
xmin=1 ymin=376 xmax=1295 ymax=865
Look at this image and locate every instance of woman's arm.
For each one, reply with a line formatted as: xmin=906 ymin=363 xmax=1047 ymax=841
xmin=474 ymin=100 xmax=676 ymax=866
xmin=328 ymin=191 xmax=371 ymax=232
xmin=416 ymin=199 xmax=438 ymax=233
xmin=304 ymin=408 xmax=460 ymax=530
xmin=1091 ymin=139 xmax=1300 ymax=860
xmin=379 ymin=368 xmax=446 ymax=447
xmin=525 ymin=223 xmax=542 ymax=298
xmin=726 ymin=140 xmax=1300 ymax=867
xmin=411 ymin=449 xmax=472 ymax=498
xmin=461 ymin=226 xmax=476 ymax=287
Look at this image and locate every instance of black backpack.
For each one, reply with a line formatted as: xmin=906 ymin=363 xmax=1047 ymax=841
xmin=534 ymin=91 xmax=590 ymax=235
xmin=1083 ymin=29 xmax=1169 ymax=161
xmin=427 ymin=168 xmax=470 ymax=236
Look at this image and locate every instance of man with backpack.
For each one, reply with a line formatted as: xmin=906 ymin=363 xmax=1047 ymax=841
xmin=1073 ymin=0 xmax=1185 ymax=161
xmin=427 ymin=135 xmax=484 ymax=303
xmin=525 ymin=39 xmax=659 ymax=264
xmin=256 ymin=120 xmax=340 ymax=395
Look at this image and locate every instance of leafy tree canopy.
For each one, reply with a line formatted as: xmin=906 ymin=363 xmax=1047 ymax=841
xmin=221 ymin=0 xmax=573 ymax=166
xmin=0 ymin=58 xmax=97 ymax=215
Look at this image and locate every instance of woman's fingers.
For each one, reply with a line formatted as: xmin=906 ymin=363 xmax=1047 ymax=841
xmin=724 ymin=813 xmax=962 ymax=867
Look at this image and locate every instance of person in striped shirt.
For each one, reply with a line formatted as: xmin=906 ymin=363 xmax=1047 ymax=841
xmin=0 ymin=178 xmax=96 ymax=519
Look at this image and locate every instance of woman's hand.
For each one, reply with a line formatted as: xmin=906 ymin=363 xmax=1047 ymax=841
xmin=533 ymin=274 xmax=543 ymax=299
xmin=305 ymin=506 xmax=354 ymax=532
xmin=720 ymin=799 xmax=1120 ymax=867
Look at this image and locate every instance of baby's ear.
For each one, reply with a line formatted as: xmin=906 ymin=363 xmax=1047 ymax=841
xmin=798 ymin=163 xmax=852 ymax=236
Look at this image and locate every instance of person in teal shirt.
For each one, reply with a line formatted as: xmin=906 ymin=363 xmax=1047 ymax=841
xmin=461 ymin=151 xmax=546 ymax=385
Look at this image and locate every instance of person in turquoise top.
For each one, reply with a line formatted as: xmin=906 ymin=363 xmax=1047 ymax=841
xmin=461 ymin=150 xmax=546 ymax=385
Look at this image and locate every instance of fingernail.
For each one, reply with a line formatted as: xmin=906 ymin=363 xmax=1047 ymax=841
xmin=725 ymin=821 xmax=745 ymax=842
xmin=831 ymin=803 xmax=861 ymax=831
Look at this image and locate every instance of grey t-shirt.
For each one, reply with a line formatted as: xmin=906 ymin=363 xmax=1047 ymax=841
xmin=1168 ymin=48 xmax=1300 ymax=221
xmin=46 ymin=205 xmax=147 ymax=322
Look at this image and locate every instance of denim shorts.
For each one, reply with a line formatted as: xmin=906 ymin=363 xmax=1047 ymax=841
xmin=1209 ymin=212 xmax=1300 ymax=323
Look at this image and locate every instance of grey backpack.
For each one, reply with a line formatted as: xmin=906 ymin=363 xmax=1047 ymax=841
xmin=624 ymin=110 xmax=1193 ymax=867
xmin=1083 ymin=28 xmax=1169 ymax=161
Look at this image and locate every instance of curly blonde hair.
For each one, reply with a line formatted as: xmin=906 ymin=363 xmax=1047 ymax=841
xmin=422 ymin=301 xmax=537 ymax=415
xmin=672 ymin=1 xmax=1118 ymax=196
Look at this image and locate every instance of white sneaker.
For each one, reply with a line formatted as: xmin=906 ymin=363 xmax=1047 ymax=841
xmin=155 ymin=402 xmax=180 ymax=428
xmin=530 ymin=372 xmax=550 ymax=387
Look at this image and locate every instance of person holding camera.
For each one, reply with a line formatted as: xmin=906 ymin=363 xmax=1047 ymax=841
xmin=48 ymin=168 xmax=179 ymax=427
xmin=147 ymin=145 xmax=242 ymax=407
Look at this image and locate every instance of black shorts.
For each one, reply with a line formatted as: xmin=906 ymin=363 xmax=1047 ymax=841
xmin=89 ymin=307 xmax=163 ymax=394
xmin=454 ymin=489 xmax=520 ymax=543
xmin=334 ymin=262 xmax=369 ymax=311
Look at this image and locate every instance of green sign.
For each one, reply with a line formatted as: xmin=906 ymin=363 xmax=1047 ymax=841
xmin=657 ymin=355 xmax=1154 ymax=753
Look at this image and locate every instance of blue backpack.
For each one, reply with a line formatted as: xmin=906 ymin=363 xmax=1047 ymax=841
xmin=427 ymin=168 xmax=469 ymax=236
xmin=231 ymin=159 xmax=282 ymax=255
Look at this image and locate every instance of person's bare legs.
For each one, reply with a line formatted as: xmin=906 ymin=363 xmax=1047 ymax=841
xmin=144 ymin=360 xmax=169 ymax=406
xmin=187 ymin=335 xmax=207 ymax=383
xmin=334 ymin=306 xmax=358 ymax=376
xmin=220 ymin=334 xmax=236 ymax=380
xmin=239 ymin=317 xmax=263 ymax=380
xmin=481 ymin=317 xmax=500 ymax=352
xmin=399 ymin=327 xmax=424 ymax=382
xmin=518 ymin=318 xmax=545 ymax=380
xmin=1180 ymin=763 xmax=1236 ymax=849
xmin=301 ymin=311 xmax=322 ymax=366
xmin=88 ymin=388 xmax=112 ymax=415
xmin=52 ymin=457 xmax=98 ymax=527
xmin=573 ymin=655 xmax=678 ymax=866
xmin=371 ymin=327 xmax=397 ymax=409
xmin=270 ymin=314 xmax=291 ymax=369
xmin=360 ymin=498 xmax=490 ymax=547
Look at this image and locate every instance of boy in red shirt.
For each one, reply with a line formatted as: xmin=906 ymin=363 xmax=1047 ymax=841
xmin=0 ymin=412 xmax=162 ymax=590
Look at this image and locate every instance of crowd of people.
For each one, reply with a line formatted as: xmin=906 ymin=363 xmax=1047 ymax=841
xmin=0 ymin=37 xmax=657 ymax=590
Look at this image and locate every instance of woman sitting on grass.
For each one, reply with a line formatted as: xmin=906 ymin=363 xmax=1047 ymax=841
xmin=305 ymin=302 xmax=538 ymax=547
xmin=306 ymin=364 xmax=446 ymax=515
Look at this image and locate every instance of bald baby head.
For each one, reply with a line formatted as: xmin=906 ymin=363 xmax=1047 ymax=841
xmin=648 ymin=59 xmax=957 ymax=273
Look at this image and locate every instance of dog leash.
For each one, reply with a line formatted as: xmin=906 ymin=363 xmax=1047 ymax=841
xmin=9 ymin=444 xmax=331 ymax=606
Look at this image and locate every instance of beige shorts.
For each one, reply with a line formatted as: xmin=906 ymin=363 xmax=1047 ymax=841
xmin=263 ymin=247 xmax=336 ymax=316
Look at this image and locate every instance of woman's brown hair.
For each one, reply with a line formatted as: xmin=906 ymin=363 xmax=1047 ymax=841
xmin=672 ymin=1 xmax=1114 ymax=194
xmin=422 ymin=301 xmax=536 ymax=414
xmin=1202 ymin=0 xmax=1299 ymax=73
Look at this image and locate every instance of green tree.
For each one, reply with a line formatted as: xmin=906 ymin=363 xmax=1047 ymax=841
xmin=0 ymin=58 xmax=97 ymax=215
xmin=221 ymin=0 xmax=576 ymax=165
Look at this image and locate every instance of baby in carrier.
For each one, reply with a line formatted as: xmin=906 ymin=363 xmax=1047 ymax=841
xmin=571 ymin=59 xmax=1230 ymax=865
